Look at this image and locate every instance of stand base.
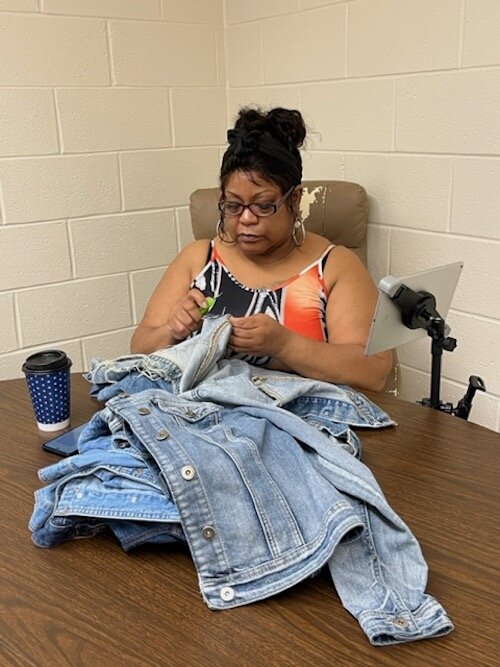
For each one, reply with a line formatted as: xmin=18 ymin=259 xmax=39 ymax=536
xmin=419 ymin=398 xmax=454 ymax=414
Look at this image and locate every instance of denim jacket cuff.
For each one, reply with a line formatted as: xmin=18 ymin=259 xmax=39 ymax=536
xmin=358 ymin=595 xmax=454 ymax=645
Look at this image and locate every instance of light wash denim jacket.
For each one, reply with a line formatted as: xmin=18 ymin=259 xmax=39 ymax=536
xmin=32 ymin=316 xmax=453 ymax=645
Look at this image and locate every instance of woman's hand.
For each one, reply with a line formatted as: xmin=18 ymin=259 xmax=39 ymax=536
xmin=229 ymin=314 xmax=291 ymax=358
xmin=166 ymin=288 xmax=207 ymax=342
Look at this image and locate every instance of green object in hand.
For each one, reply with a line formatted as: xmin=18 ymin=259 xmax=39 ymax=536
xmin=198 ymin=296 xmax=216 ymax=316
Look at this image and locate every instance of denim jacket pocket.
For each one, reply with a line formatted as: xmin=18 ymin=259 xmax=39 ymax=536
xmin=153 ymin=398 xmax=221 ymax=427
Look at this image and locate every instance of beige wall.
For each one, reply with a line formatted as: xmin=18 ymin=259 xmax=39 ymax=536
xmin=1 ymin=0 xmax=499 ymax=431
xmin=0 ymin=0 xmax=224 ymax=378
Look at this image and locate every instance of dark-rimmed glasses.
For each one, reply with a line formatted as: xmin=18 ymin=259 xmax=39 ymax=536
xmin=218 ymin=185 xmax=295 ymax=218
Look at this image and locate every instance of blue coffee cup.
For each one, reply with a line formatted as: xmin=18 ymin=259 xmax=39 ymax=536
xmin=22 ymin=349 xmax=72 ymax=432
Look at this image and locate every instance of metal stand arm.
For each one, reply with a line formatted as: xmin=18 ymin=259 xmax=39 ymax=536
xmin=389 ymin=285 xmax=484 ymax=419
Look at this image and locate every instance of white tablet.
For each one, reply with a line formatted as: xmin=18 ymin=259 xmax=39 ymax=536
xmin=365 ymin=262 xmax=464 ymax=356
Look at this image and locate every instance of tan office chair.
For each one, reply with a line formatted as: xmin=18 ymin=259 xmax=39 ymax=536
xmin=189 ymin=180 xmax=398 ymax=394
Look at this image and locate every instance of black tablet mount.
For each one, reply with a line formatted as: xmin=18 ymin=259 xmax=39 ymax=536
xmin=389 ymin=284 xmax=486 ymax=420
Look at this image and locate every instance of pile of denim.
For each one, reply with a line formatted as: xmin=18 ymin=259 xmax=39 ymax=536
xmin=30 ymin=315 xmax=453 ymax=645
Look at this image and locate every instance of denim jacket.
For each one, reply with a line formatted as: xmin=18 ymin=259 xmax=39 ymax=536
xmin=32 ymin=316 xmax=453 ymax=645
xmin=86 ymin=316 xmax=395 ymax=458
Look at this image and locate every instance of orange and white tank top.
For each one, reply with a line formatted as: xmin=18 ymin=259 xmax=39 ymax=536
xmin=192 ymin=240 xmax=334 ymax=366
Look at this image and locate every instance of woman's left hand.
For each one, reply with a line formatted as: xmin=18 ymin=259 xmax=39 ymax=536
xmin=229 ymin=314 xmax=290 ymax=358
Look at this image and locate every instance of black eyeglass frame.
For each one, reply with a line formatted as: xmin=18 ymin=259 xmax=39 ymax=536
xmin=218 ymin=185 xmax=296 ymax=218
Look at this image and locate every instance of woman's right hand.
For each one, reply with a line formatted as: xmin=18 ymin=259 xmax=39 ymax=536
xmin=166 ymin=288 xmax=208 ymax=342
xmin=130 ymin=240 xmax=214 ymax=354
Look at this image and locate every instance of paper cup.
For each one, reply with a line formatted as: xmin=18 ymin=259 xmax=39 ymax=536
xmin=22 ymin=349 xmax=72 ymax=432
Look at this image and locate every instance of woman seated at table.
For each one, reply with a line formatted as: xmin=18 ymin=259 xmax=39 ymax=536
xmin=131 ymin=107 xmax=393 ymax=392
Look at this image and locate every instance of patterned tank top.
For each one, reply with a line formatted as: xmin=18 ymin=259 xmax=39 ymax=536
xmin=192 ymin=240 xmax=334 ymax=366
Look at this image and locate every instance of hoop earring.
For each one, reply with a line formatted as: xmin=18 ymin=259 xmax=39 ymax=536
xmin=216 ymin=216 xmax=235 ymax=244
xmin=216 ymin=216 xmax=225 ymax=240
xmin=292 ymin=217 xmax=305 ymax=247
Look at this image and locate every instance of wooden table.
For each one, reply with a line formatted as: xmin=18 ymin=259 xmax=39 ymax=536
xmin=0 ymin=374 xmax=499 ymax=667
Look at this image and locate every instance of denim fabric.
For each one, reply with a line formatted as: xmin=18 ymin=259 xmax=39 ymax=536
xmin=33 ymin=315 xmax=453 ymax=644
xmin=85 ymin=313 xmax=231 ymax=396
xmin=86 ymin=358 xmax=173 ymax=401
xmin=108 ymin=520 xmax=185 ymax=551
xmin=30 ymin=417 xmax=182 ymax=549
xmin=185 ymin=360 xmax=394 ymax=460
xmin=86 ymin=315 xmax=394 ymax=458
xmin=99 ymin=391 xmax=364 ymax=605
xmin=85 ymin=388 xmax=452 ymax=643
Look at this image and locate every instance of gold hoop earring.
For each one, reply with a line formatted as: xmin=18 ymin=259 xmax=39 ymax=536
xmin=292 ymin=217 xmax=305 ymax=247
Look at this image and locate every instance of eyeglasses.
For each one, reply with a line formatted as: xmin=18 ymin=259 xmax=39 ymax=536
xmin=218 ymin=185 xmax=295 ymax=218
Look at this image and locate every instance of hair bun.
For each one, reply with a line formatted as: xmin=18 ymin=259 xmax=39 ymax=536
xmin=235 ymin=107 xmax=306 ymax=152
xmin=222 ymin=106 xmax=305 ymax=191
xmin=266 ymin=108 xmax=306 ymax=150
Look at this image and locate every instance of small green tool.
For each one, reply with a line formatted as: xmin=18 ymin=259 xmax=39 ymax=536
xmin=198 ymin=295 xmax=217 ymax=316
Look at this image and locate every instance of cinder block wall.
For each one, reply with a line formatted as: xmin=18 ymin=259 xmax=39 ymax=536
xmin=1 ymin=0 xmax=499 ymax=431
xmin=0 ymin=0 xmax=224 ymax=378
xmin=226 ymin=0 xmax=500 ymax=431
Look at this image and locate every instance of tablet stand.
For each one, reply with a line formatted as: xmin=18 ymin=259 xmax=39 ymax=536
xmin=389 ymin=284 xmax=486 ymax=420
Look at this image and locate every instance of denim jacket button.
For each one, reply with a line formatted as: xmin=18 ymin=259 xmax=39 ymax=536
xmin=202 ymin=526 xmax=215 ymax=540
xmin=181 ymin=465 xmax=196 ymax=480
xmin=156 ymin=430 xmax=170 ymax=440
xmin=393 ymin=617 xmax=408 ymax=628
xmin=220 ymin=586 xmax=234 ymax=602
xmin=138 ymin=407 xmax=151 ymax=415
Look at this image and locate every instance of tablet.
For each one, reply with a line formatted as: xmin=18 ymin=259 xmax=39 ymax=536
xmin=365 ymin=262 xmax=464 ymax=356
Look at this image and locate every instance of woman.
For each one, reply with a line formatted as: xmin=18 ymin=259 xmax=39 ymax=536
xmin=131 ymin=107 xmax=393 ymax=392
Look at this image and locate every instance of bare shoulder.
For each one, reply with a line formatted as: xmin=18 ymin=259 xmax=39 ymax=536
xmin=324 ymin=245 xmax=371 ymax=285
xmin=305 ymin=231 xmax=333 ymax=253
xmin=298 ymin=232 xmax=334 ymax=265
xmin=328 ymin=244 xmax=364 ymax=267
xmin=177 ymin=238 xmax=212 ymax=264
xmin=150 ymin=238 xmax=210 ymax=297
xmin=167 ymin=238 xmax=212 ymax=277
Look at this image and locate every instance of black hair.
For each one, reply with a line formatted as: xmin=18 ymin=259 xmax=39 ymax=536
xmin=220 ymin=107 xmax=306 ymax=196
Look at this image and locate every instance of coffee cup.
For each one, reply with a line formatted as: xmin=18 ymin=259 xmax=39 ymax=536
xmin=22 ymin=349 xmax=72 ymax=432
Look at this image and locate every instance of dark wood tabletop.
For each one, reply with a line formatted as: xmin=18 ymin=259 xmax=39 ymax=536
xmin=0 ymin=374 xmax=499 ymax=667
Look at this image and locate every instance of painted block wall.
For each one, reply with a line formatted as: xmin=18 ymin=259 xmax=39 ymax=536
xmin=226 ymin=0 xmax=500 ymax=432
xmin=1 ymin=0 xmax=499 ymax=432
xmin=0 ymin=0 xmax=224 ymax=379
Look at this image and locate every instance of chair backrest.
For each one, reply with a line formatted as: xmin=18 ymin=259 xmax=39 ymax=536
xmin=189 ymin=180 xmax=398 ymax=395
xmin=190 ymin=180 xmax=368 ymax=265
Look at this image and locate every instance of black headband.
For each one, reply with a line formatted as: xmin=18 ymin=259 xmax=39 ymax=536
xmin=225 ymin=128 xmax=301 ymax=184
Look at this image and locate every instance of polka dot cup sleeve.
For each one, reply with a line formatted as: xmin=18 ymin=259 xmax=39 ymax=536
xmin=22 ymin=350 xmax=72 ymax=432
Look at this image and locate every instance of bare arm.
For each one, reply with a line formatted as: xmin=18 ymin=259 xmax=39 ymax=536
xmin=229 ymin=247 xmax=393 ymax=392
xmin=130 ymin=240 xmax=210 ymax=354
